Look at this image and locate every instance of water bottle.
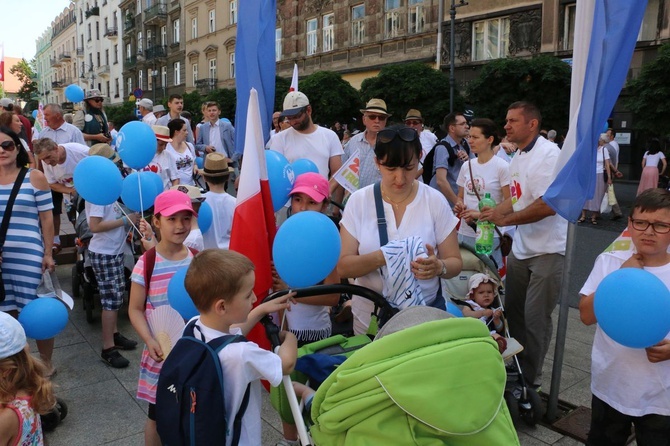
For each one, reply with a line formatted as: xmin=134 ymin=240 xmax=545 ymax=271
xmin=475 ymin=193 xmax=496 ymax=255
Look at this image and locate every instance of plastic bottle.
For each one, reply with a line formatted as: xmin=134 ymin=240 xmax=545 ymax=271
xmin=475 ymin=192 xmax=496 ymax=255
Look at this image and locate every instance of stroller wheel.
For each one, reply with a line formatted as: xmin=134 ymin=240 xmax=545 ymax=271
xmin=504 ymin=390 xmax=519 ymax=425
xmin=519 ymin=387 xmax=543 ymax=426
xmin=55 ymin=397 xmax=68 ymax=421
xmin=71 ymin=264 xmax=80 ymax=298
xmin=40 ymin=405 xmax=62 ymax=432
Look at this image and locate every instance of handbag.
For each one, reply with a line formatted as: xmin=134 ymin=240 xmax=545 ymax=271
xmin=467 ymin=161 xmax=512 ymax=257
xmin=607 ymin=184 xmax=617 ymax=206
xmin=0 ymin=167 xmax=29 ymax=302
xmin=602 ymin=147 xmax=609 ymax=183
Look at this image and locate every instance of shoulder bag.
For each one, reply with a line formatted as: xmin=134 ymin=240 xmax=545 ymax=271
xmin=0 ymin=167 xmax=29 ymax=302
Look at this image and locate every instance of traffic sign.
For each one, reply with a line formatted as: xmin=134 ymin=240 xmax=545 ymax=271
xmin=133 ymin=88 xmax=143 ymax=98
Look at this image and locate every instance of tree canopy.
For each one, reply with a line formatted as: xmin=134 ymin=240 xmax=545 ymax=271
xmin=298 ymin=70 xmax=361 ymax=127
xmin=466 ymin=55 xmax=571 ymax=132
xmin=625 ymin=43 xmax=670 ymax=137
xmin=9 ymin=59 xmax=38 ymax=104
xmin=359 ymin=62 xmax=458 ymax=129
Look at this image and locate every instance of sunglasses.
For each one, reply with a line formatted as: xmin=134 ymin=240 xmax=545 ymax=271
xmin=377 ymin=127 xmax=419 ymax=144
xmin=0 ymin=140 xmax=16 ymax=151
xmin=90 ymin=98 xmax=104 ymax=103
xmin=405 ymin=120 xmax=422 ymax=126
xmin=366 ymin=114 xmax=388 ymax=121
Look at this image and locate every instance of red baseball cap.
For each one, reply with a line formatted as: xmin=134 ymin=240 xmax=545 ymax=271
xmin=153 ymin=190 xmax=198 ymax=217
xmin=289 ymin=172 xmax=329 ymax=203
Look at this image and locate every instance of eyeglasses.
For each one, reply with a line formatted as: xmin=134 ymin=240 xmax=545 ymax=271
xmin=405 ymin=120 xmax=422 ymax=126
xmin=454 ymin=121 xmax=469 ymax=127
xmin=90 ymin=98 xmax=103 ymax=103
xmin=630 ymin=218 xmax=670 ymax=234
xmin=0 ymin=140 xmax=16 ymax=151
xmin=377 ymin=127 xmax=419 ymax=144
xmin=366 ymin=114 xmax=388 ymax=122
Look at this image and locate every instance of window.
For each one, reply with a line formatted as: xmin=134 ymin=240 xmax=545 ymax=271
xmin=208 ymin=9 xmax=215 ymax=33
xmin=105 ymin=49 xmax=109 ymax=65
xmin=209 ymin=58 xmax=216 ymax=79
xmin=385 ymin=0 xmax=400 ymax=38
xmin=148 ymin=70 xmax=153 ymax=90
xmin=174 ymin=61 xmax=181 ymax=84
xmin=191 ymin=17 xmax=197 ymax=39
xmin=127 ymin=77 xmax=132 ymax=97
xmin=138 ymin=69 xmax=143 ymax=89
xmin=275 ymin=28 xmax=282 ymax=61
xmin=147 ymin=29 xmax=153 ymax=48
xmin=351 ymin=4 xmax=365 ymax=45
xmin=473 ymin=17 xmax=510 ymax=61
xmin=113 ymin=12 xmax=117 ymax=29
xmin=114 ymin=78 xmax=119 ymax=97
xmin=114 ymin=44 xmax=118 ymax=63
xmin=161 ymin=25 xmax=167 ymax=45
xmin=88 ymin=23 xmax=92 ymax=41
xmin=106 ymin=81 xmax=110 ymax=97
xmin=192 ymin=63 xmax=198 ymax=85
xmin=126 ymin=43 xmax=131 ymax=59
xmin=136 ymin=0 xmax=141 ymax=12
xmin=230 ymin=1 xmax=237 ymax=25
xmin=306 ymin=18 xmax=317 ymax=55
xmin=173 ymin=19 xmax=180 ymax=43
xmin=563 ymin=4 xmax=576 ymax=50
xmin=161 ymin=66 xmax=167 ymax=85
xmin=96 ymin=21 xmax=100 ymax=40
xmin=638 ymin=0 xmax=660 ymax=41
xmin=229 ymin=53 xmax=235 ymax=79
xmin=323 ymin=14 xmax=334 ymax=52
xmin=137 ymin=31 xmax=143 ymax=53
xmin=97 ymin=52 xmax=101 ymax=68
xmin=408 ymin=0 xmax=425 ymax=34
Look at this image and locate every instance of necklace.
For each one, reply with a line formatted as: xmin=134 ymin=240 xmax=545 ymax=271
xmin=382 ymin=181 xmax=416 ymax=210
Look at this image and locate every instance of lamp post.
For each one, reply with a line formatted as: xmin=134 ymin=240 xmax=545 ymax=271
xmin=449 ymin=0 xmax=468 ymax=113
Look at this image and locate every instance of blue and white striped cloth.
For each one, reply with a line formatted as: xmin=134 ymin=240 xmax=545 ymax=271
xmin=380 ymin=236 xmax=427 ymax=310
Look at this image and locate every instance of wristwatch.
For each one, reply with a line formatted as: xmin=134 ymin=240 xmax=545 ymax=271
xmin=440 ymin=260 xmax=447 ymax=277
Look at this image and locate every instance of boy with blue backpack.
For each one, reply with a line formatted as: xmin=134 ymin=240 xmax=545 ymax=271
xmin=156 ymin=249 xmax=297 ymax=446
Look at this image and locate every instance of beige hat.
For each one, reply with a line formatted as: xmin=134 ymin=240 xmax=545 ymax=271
xmin=138 ymin=98 xmax=154 ymax=111
xmin=170 ymin=185 xmax=205 ymax=202
xmin=360 ymin=98 xmax=391 ymax=116
xmin=152 ymin=125 xmax=172 ymax=143
xmin=404 ymin=109 xmax=423 ymax=121
xmin=85 ymin=89 xmax=103 ymax=100
xmin=281 ymin=92 xmax=310 ymax=118
xmin=203 ymin=153 xmax=234 ymax=177
xmin=153 ymin=104 xmax=166 ymax=114
xmin=89 ymin=143 xmax=120 ymax=163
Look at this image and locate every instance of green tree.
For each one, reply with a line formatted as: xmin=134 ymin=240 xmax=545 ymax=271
xmin=298 ymin=71 xmax=361 ymax=127
xmin=359 ymin=62 xmax=458 ymax=129
xmin=206 ymin=88 xmax=236 ymax=124
xmin=274 ymin=75 xmax=292 ymax=113
xmin=104 ymin=100 xmax=140 ymax=128
xmin=466 ymin=55 xmax=571 ymax=132
xmin=625 ymin=43 xmax=670 ymax=136
xmin=9 ymin=59 xmax=38 ymax=104
xmin=182 ymin=90 xmax=204 ymax=124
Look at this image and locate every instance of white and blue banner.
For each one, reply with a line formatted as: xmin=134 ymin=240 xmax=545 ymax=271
xmin=543 ymin=0 xmax=648 ymax=222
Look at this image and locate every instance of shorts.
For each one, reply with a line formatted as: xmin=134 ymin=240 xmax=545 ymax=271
xmin=52 ymin=191 xmax=63 ymax=215
xmin=89 ymin=251 xmax=126 ymax=311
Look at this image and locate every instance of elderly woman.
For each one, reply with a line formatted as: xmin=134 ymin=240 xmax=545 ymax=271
xmin=0 ymin=127 xmax=55 ymax=373
xmin=338 ymin=124 xmax=463 ymax=335
xmin=0 ymin=112 xmax=35 ymax=168
xmin=579 ymin=133 xmax=614 ymax=224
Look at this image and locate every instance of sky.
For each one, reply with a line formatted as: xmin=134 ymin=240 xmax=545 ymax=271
xmin=1 ymin=0 xmax=73 ymax=61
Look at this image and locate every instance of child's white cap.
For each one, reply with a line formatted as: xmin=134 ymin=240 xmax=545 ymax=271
xmin=467 ymin=273 xmax=497 ymax=297
xmin=0 ymin=312 xmax=26 ymax=360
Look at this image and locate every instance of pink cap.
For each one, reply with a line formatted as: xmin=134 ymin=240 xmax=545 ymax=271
xmin=153 ymin=190 xmax=198 ymax=217
xmin=290 ymin=172 xmax=329 ymax=203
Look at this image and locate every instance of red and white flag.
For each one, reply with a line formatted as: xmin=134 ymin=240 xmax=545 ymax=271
xmin=289 ymin=63 xmax=298 ymax=92
xmin=229 ymin=88 xmax=277 ymax=352
xmin=0 ymin=43 xmax=4 ymax=82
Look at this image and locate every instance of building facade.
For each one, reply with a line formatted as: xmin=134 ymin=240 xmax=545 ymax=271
xmin=34 ymin=29 xmax=53 ymax=105
xmin=49 ymin=4 xmax=78 ymax=106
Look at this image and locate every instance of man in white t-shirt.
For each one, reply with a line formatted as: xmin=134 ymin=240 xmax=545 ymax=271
xmin=480 ymin=101 xmax=568 ymax=389
xmin=605 ymin=128 xmax=624 ymax=220
xmin=139 ymin=98 xmax=157 ymax=126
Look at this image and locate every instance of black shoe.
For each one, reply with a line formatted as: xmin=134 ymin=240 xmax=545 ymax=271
xmin=114 ymin=332 xmax=138 ymax=350
xmin=611 ymin=214 xmax=623 ymax=221
xmin=101 ymin=348 xmax=130 ymax=368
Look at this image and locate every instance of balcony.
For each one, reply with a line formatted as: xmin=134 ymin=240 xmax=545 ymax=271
xmin=145 ymin=45 xmax=167 ymax=60
xmin=85 ymin=6 xmax=100 ymax=19
xmin=124 ymin=56 xmax=137 ymax=69
xmin=50 ymin=57 xmax=62 ymax=67
xmin=124 ymin=18 xmax=135 ymax=34
xmin=58 ymin=52 xmax=72 ymax=61
xmin=98 ymin=65 xmax=110 ymax=76
xmin=144 ymin=3 xmax=167 ymax=25
xmin=76 ymin=47 xmax=84 ymax=57
xmin=195 ymin=78 xmax=218 ymax=93
xmin=104 ymin=27 xmax=118 ymax=39
xmin=52 ymin=79 xmax=71 ymax=89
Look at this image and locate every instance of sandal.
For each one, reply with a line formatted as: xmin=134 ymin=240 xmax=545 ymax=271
xmin=591 ymin=219 xmax=598 ymax=225
xmin=52 ymin=243 xmax=62 ymax=255
xmin=577 ymin=217 xmax=586 ymax=223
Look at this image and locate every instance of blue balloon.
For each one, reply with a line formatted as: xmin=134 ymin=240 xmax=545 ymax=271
xmin=291 ymin=158 xmax=319 ymax=177
xmin=595 ymin=268 xmax=670 ymax=348
xmin=602 ymin=122 xmax=609 ymax=133
xmin=117 ymin=121 xmax=157 ymax=169
xmin=145 ymin=170 xmax=164 ymax=195
xmin=198 ymin=201 xmax=213 ymax=233
xmin=19 ymin=298 xmax=69 ymax=340
xmin=195 ymin=156 xmax=204 ymax=169
xmin=64 ymin=84 xmax=85 ymax=103
xmin=31 ymin=110 xmax=38 ymax=119
xmin=446 ymin=301 xmax=464 ymax=317
xmin=265 ymin=150 xmax=295 ymax=212
xmin=167 ymin=267 xmax=199 ymax=320
xmin=273 ymin=211 xmax=340 ymax=288
xmin=121 ymin=171 xmax=161 ymax=212
xmin=74 ymin=156 xmax=123 ymax=205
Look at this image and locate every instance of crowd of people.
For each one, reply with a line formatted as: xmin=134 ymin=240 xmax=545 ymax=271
xmin=0 ymin=89 xmax=669 ymax=446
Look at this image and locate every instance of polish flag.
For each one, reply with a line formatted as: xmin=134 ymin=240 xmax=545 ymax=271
xmin=229 ymin=88 xmax=276 ymax=353
xmin=0 ymin=43 xmax=4 ymax=82
xmin=289 ymin=63 xmax=298 ymax=92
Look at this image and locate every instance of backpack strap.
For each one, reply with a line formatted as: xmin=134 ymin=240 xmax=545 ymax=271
xmin=231 ymin=384 xmax=251 ymax=446
xmin=0 ymin=167 xmax=28 ymax=250
xmin=373 ymin=182 xmax=388 ymax=247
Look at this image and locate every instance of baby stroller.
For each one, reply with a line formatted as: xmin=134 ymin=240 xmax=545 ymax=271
xmin=69 ymin=195 xmax=137 ymax=323
xmin=446 ymin=243 xmax=543 ymax=427
xmin=263 ymin=283 xmax=520 ymax=445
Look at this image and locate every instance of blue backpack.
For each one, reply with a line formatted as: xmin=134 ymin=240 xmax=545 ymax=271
xmin=156 ymin=319 xmax=250 ymax=446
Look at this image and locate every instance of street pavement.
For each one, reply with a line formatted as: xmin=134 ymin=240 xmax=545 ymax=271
xmin=41 ymin=182 xmax=640 ymax=445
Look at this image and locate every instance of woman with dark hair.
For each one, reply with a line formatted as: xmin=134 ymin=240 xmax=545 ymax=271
xmin=453 ymin=118 xmax=511 ymax=268
xmin=637 ymin=138 xmax=667 ymax=196
xmin=166 ymin=118 xmax=197 ymax=186
xmin=0 ymin=127 xmax=56 ymax=374
xmin=338 ymin=125 xmax=462 ymax=335
xmin=0 ymin=112 xmax=35 ymax=168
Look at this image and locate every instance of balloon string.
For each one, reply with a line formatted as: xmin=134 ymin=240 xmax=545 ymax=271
xmin=138 ymin=172 xmax=144 ymax=217
xmin=116 ymin=205 xmax=141 ymax=237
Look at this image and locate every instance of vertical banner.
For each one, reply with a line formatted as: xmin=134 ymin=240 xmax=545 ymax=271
xmin=0 ymin=42 xmax=4 ymax=82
